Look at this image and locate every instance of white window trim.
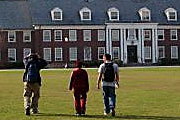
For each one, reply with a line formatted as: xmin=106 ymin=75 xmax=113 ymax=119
xmin=23 ymin=48 xmax=31 ymax=58
xmin=138 ymin=7 xmax=151 ymax=21
xmin=113 ymin=47 xmax=120 ymax=60
xmin=8 ymin=48 xmax=16 ymax=62
xmin=54 ymin=30 xmax=62 ymax=41
xmin=51 ymin=7 xmax=63 ymax=21
xmin=69 ymin=47 xmax=77 ymax=61
xmin=171 ymin=46 xmax=178 ymax=59
xmin=170 ymin=29 xmax=178 ymax=40
xmin=83 ymin=30 xmax=91 ymax=41
xmin=84 ymin=47 xmax=92 ymax=61
xmin=43 ymin=48 xmax=52 ymax=61
xmin=8 ymin=31 xmax=16 ymax=42
xmin=144 ymin=30 xmax=151 ymax=41
xmin=55 ymin=48 xmax=63 ymax=61
xmin=69 ymin=30 xmax=77 ymax=41
xmin=23 ymin=31 xmax=31 ymax=42
xmin=79 ymin=7 xmax=91 ymax=21
xmin=112 ymin=30 xmax=120 ymax=41
xmin=98 ymin=47 xmax=105 ymax=60
xmin=128 ymin=29 xmax=136 ymax=40
xmin=158 ymin=46 xmax=165 ymax=59
xmin=98 ymin=30 xmax=105 ymax=41
xmin=144 ymin=46 xmax=151 ymax=59
xmin=157 ymin=30 xmax=164 ymax=41
xmin=107 ymin=7 xmax=119 ymax=21
xmin=165 ymin=8 xmax=177 ymax=21
xmin=43 ymin=30 xmax=51 ymax=42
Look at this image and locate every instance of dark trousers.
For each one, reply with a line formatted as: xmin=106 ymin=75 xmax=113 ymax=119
xmin=74 ymin=92 xmax=87 ymax=114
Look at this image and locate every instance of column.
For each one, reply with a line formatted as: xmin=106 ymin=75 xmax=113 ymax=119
xmin=152 ymin=29 xmax=156 ymax=63
xmin=106 ymin=28 xmax=110 ymax=54
xmin=109 ymin=29 xmax=112 ymax=56
xmin=155 ymin=29 xmax=158 ymax=62
xmin=123 ymin=29 xmax=127 ymax=64
xmin=141 ymin=29 xmax=145 ymax=63
xmin=120 ymin=29 xmax=124 ymax=61
xmin=138 ymin=29 xmax=142 ymax=63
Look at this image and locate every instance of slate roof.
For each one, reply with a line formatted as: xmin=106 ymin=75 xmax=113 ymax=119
xmin=0 ymin=0 xmax=180 ymax=29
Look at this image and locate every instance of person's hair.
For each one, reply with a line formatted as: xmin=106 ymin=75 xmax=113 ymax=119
xmin=75 ymin=61 xmax=83 ymax=68
xmin=104 ymin=53 xmax=111 ymax=60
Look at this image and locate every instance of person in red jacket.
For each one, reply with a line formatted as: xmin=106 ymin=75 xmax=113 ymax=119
xmin=69 ymin=61 xmax=89 ymax=116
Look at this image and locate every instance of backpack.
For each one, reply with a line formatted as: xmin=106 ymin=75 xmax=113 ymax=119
xmin=27 ymin=62 xmax=39 ymax=83
xmin=103 ymin=63 xmax=115 ymax=82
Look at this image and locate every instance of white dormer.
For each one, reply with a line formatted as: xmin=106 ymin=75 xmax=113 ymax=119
xmin=79 ymin=7 xmax=91 ymax=21
xmin=107 ymin=7 xmax=119 ymax=21
xmin=138 ymin=7 xmax=151 ymax=21
xmin=51 ymin=7 xmax=63 ymax=21
xmin=165 ymin=8 xmax=177 ymax=21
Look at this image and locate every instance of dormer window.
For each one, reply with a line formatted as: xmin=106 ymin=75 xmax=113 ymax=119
xmin=139 ymin=7 xmax=151 ymax=21
xmin=165 ymin=8 xmax=177 ymax=21
xmin=79 ymin=7 xmax=91 ymax=21
xmin=51 ymin=7 xmax=63 ymax=21
xmin=107 ymin=7 xmax=119 ymax=21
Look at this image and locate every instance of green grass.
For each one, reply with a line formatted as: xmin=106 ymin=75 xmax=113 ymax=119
xmin=1 ymin=67 xmax=180 ymax=120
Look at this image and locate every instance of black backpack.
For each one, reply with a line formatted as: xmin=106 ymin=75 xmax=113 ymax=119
xmin=103 ymin=63 xmax=115 ymax=82
xmin=27 ymin=62 xmax=39 ymax=83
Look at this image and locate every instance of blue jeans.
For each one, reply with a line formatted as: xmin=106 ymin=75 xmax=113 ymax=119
xmin=102 ymin=86 xmax=116 ymax=113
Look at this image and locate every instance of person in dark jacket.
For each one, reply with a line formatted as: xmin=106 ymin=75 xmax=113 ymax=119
xmin=23 ymin=53 xmax=47 ymax=115
xmin=69 ymin=61 xmax=89 ymax=116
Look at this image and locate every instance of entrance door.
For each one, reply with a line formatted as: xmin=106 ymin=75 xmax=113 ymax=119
xmin=127 ymin=46 xmax=137 ymax=63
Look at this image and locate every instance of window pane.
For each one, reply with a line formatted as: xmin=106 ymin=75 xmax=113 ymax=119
xmin=169 ymin=12 xmax=176 ymax=20
xmin=54 ymin=12 xmax=61 ymax=20
xmin=44 ymin=48 xmax=51 ymax=61
xmin=158 ymin=46 xmax=165 ymax=58
xmin=24 ymin=31 xmax=31 ymax=42
xmin=112 ymin=30 xmax=119 ymax=41
xmin=83 ymin=12 xmax=90 ymax=19
xmin=43 ymin=30 xmax=51 ymax=41
xmin=128 ymin=29 xmax=136 ymax=40
xmin=98 ymin=47 xmax=105 ymax=60
xmin=8 ymin=31 xmax=16 ymax=42
xmin=144 ymin=47 xmax=151 ymax=59
xmin=23 ymin=48 xmax=31 ymax=58
xmin=171 ymin=30 xmax=177 ymax=40
xmin=69 ymin=30 xmax=77 ymax=41
xmin=83 ymin=30 xmax=91 ymax=41
xmin=84 ymin=47 xmax=91 ymax=61
xmin=113 ymin=47 xmax=119 ymax=60
xmin=55 ymin=30 xmax=62 ymax=41
xmin=157 ymin=30 xmax=164 ymax=40
xmin=98 ymin=30 xmax=105 ymax=41
xmin=55 ymin=48 xmax=62 ymax=61
xmin=142 ymin=11 xmax=150 ymax=20
xmin=8 ymin=49 xmax=16 ymax=62
xmin=69 ymin=47 xmax=77 ymax=61
xmin=144 ymin=30 xmax=151 ymax=40
xmin=111 ymin=12 xmax=118 ymax=20
xmin=171 ymin=46 xmax=178 ymax=59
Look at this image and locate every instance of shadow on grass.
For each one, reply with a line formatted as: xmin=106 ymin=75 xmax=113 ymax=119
xmin=34 ymin=113 xmax=180 ymax=120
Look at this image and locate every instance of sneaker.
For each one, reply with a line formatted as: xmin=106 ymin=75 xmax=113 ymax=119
xmin=25 ymin=107 xmax=30 ymax=116
xmin=111 ymin=108 xmax=115 ymax=116
xmin=75 ymin=113 xmax=81 ymax=116
xmin=32 ymin=109 xmax=39 ymax=114
xmin=81 ymin=111 xmax=85 ymax=115
xmin=104 ymin=112 xmax=109 ymax=116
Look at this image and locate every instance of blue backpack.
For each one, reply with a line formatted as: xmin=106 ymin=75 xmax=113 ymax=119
xmin=27 ymin=62 xmax=39 ymax=83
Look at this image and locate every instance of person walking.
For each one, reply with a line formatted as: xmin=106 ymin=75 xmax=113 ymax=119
xmin=97 ymin=53 xmax=119 ymax=116
xmin=69 ymin=61 xmax=89 ymax=116
xmin=23 ymin=53 xmax=47 ymax=115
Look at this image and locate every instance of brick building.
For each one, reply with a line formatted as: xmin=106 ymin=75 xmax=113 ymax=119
xmin=0 ymin=0 xmax=180 ymax=67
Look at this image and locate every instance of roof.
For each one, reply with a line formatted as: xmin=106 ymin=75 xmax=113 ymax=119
xmin=0 ymin=0 xmax=32 ymax=29
xmin=29 ymin=0 xmax=180 ymax=26
xmin=0 ymin=0 xmax=180 ymax=29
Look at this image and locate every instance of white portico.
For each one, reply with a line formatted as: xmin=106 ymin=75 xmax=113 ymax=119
xmin=106 ymin=23 xmax=158 ymax=64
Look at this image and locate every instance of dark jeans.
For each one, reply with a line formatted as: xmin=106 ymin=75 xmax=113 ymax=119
xmin=102 ymin=86 xmax=116 ymax=113
xmin=74 ymin=92 xmax=87 ymax=114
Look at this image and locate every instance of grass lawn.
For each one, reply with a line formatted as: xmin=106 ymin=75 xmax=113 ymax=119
xmin=0 ymin=67 xmax=180 ymax=120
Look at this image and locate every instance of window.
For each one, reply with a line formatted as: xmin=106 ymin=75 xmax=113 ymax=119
xmin=43 ymin=30 xmax=51 ymax=42
xmin=113 ymin=47 xmax=119 ymax=60
xmin=79 ymin=7 xmax=91 ymax=21
xmin=69 ymin=30 xmax=77 ymax=41
xmin=8 ymin=31 xmax=16 ymax=42
xmin=51 ymin=7 xmax=63 ymax=21
xmin=69 ymin=47 xmax=77 ymax=61
xmin=83 ymin=30 xmax=91 ymax=41
xmin=128 ymin=29 xmax=136 ymax=40
xmin=139 ymin=8 xmax=151 ymax=21
xmin=171 ymin=29 xmax=178 ymax=40
xmin=8 ymin=48 xmax=16 ymax=62
xmin=107 ymin=7 xmax=119 ymax=21
xmin=144 ymin=30 xmax=151 ymax=40
xmin=171 ymin=46 xmax=178 ymax=59
xmin=55 ymin=48 xmax=63 ymax=61
xmin=23 ymin=48 xmax=31 ymax=58
xmin=54 ymin=30 xmax=62 ymax=41
xmin=23 ymin=31 xmax=31 ymax=42
xmin=98 ymin=47 xmax=105 ymax=60
xmin=157 ymin=30 xmax=164 ymax=40
xmin=84 ymin=47 xmax=91 ymax=61
xmin=112 ymin=30 xmax=119 ymax=41
xmin=144 ymin=46 xmax=151 ymax=59
xmin=43 ymin=48 xmax=51 ymax=61
xmin=98 ymin=30 xmax=105 ymax=41
xmin=158 ymin=46 xmax=165 ymax=59
xmin=165 ymin=8 xmax=177 ymax=21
